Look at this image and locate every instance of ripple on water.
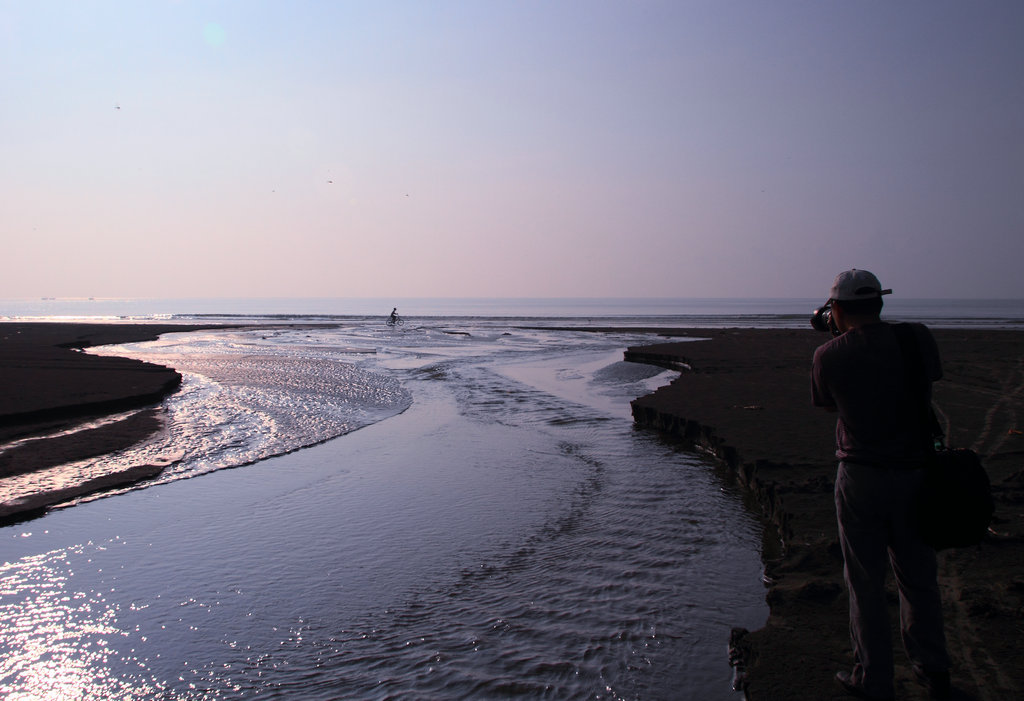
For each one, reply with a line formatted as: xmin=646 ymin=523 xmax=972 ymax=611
xmin=0 ymin=347 xmax=413 ymax=509
xmin=1 ymin=325 xmax=766 ymax=700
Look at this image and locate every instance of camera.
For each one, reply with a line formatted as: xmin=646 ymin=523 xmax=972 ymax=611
xmin=811 ymin=302 xmax=838 ymax=335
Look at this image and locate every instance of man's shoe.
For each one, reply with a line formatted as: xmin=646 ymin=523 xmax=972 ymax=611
xmin=913 ymin=667 xmax=951 ymax=700
xmin=835 ymin=671 xmax=895 ymax=701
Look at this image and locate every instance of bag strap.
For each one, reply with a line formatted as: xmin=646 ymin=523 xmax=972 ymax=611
xmin=891 ymin=322 xmax=945 ymax=450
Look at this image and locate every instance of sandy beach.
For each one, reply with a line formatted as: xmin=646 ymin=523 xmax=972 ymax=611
xmin=629 ymin=328 xmax=1024 ymax=701
xmin=0 ymin=323 xmax=217 ymax=439
xmin=2 ymin=323 xmax=1021 ymax=699
xmin=0 ymin=323 xmax=230 ymax=518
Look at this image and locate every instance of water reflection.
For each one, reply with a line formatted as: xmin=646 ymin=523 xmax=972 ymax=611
xmin=0 ymin=539 xmax=169 ymax=700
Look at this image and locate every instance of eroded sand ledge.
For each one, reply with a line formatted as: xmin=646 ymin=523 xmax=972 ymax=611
xmin=627 ymin=328 xmax=1024 ymax=700
xmin=0 ymin=321 xmax=344 ymax=521
xmin=0 ymin=323 xmax=233 ymax=521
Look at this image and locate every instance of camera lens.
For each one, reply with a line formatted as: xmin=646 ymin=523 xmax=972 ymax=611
xmin=811 ymin=306 xmax=832 ymax=333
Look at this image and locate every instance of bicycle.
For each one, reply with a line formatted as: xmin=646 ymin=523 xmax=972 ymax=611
xmin=386 ymin=315 xmax=404 ymax=327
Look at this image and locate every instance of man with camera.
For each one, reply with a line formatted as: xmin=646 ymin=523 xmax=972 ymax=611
xmin=811 ymin=269 xmax=950 ymax=700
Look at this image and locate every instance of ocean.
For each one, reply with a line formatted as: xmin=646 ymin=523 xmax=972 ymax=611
xmin=1 ymin=298 xmax=1019 ymax=699
xmin=3 ymin=296 xmax=1024 ymax=327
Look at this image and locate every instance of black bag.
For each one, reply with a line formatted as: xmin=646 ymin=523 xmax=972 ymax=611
xmin=892 ymin=323 xmax=994 ymax=550
xmin=916 ymin=447 xmax=994 ymax=550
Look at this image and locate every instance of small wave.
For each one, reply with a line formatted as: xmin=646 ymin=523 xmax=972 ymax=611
xmin=41 ymin=337 xmax=414 ymax=504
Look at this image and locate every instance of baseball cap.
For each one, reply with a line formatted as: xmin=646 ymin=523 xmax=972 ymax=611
xmin=829 ymin=269 xmax=892 ymax=302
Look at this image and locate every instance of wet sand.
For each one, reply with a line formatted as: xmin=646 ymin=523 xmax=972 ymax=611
xmin=3 ymin=322 xmax=1022 ymax=699
xmin=0 ymin=323 xmax=229 ymax=519
xmin=628 ymin=328 xmax=1024 ymax=701
xmin=0 ymin=323 xmax=217 ymax=439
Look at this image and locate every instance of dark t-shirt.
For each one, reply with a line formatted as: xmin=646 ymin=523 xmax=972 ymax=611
xmin=811 ymin=322 xmax=942 ymax=466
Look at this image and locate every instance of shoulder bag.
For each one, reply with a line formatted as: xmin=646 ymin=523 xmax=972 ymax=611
xmin=892 ymin=323 xmax=994 ymax=550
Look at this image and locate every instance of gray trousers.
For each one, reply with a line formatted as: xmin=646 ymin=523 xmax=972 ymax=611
xmin=835 ymin=461 xmax=949 ymax=697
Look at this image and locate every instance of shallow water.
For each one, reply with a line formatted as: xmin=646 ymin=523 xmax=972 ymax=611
xmin=1 ymin=321 xmax=767 ymax=699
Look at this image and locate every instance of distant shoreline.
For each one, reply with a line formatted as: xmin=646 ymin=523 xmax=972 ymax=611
xmin=4 ymin=297 xmax=1024 ymax=330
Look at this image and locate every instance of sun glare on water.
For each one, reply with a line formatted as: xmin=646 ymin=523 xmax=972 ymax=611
xmin=0 ymin=542 xmax=170 ymax=700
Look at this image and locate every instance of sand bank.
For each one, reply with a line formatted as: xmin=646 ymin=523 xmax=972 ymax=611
xmin=627 ymin=328 xmax=1024 ymax=700
xmin=0 ymin=323 xmax=233 ymax=520
xmin=0 ymin=323 xmax=219 ymax=437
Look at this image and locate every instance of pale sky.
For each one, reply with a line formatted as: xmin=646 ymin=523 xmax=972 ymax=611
xmin=2 ymin=1 xmax=1022 ymax=299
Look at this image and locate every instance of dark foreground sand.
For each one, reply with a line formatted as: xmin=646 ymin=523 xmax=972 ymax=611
xmin=0 ymin=323 xmax=230 ymax=519
xmin=2 ymin=323 xmax=1021 ymax=699
xmin=628 ymin=328 xmax=1024 ymax=701
xmin=0 ymin=323 xmax=195 ymax=438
